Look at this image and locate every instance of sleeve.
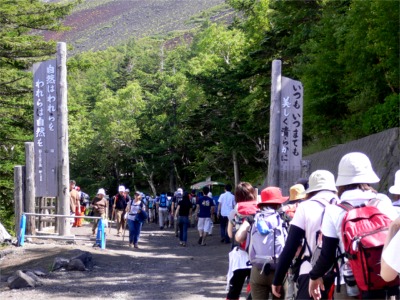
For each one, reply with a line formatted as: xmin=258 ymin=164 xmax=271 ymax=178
xmin=382 ymin=230 xmax=400 ymax=273
xmin=290 ymin=203 xmax=306 ymax=230
xmin=309 ymin=236 xmax=339 ymax=280
xmin=273 ymin=225 xmax=305 ymax=285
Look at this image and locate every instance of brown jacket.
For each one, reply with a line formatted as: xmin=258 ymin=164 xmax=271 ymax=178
xmin=92 ymin=197 xmax=107 ymax=215
xmin=70 ymin=189 xmax=79 ymax=213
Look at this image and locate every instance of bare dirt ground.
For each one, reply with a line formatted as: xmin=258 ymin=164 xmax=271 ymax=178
xmin=0 ymin=220 xmax=238 ymax=299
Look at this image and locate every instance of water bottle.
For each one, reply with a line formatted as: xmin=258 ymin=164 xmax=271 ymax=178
xmin=342 ymin=262 xmax=360 ymax=297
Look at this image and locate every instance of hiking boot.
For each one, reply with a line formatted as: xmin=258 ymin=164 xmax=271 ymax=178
xmin=134 ymin=244 xmax=139 ymax=249
xmin=129 ymin=243 xmax=133 ymax=248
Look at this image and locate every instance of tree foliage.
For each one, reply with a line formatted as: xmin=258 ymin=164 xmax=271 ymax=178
xmin=0 ymin=0 xmax=398 ymax=233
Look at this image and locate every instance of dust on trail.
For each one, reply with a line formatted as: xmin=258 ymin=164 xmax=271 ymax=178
xmin=0 ymin=221 xmax=235 ymax=299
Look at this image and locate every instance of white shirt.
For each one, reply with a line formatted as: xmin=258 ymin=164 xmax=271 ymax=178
xmin=290 ymin=190 xmax=339 ymax=275
xmin=382 ymin=230 xmax=400 ymax=273
xmin=322 ymin=189 xmax=397 ymax=253
xmin=219 ymin=191 xmax=235 ymax=217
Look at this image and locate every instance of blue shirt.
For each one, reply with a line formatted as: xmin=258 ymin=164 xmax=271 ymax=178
xmin=197 ymin=195 xmax=215 ymax=218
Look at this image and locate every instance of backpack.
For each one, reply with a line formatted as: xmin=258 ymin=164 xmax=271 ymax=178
xmin=159 ymin=194 xmax=167 ymax=208
xmin=338 ymin=199 xmax=398 ymax=292
xmin=247 ymin=209 xmax=287 ymax=273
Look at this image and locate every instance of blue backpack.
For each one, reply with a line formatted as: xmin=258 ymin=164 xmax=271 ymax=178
xmin=159 ymin=194 xmax=167 ymax=208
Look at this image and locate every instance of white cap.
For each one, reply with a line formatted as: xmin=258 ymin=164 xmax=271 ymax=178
xmin=389 ymin=170 xmax=400 ymax=195
xmin=336 ymin=152 xmax=379 ymax=187
xmin=97 ymin=188 xmax=106 ymax=196
xmin=305 ymin=170 xmax=337 ymax=194
xmin=177 ymin=188 xmax=183 ymax=194
xmin=118 ymin=185 xmax=125 ymax=192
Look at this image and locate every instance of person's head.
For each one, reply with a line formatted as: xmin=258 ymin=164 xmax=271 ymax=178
xmin=225 ymin=184 xmax=232 ymax=192
xmin=295 ymin=178 xmax=309 ymax=190
xmin=97 ymin=188 xmax=106 ymax=198
xmin=288 ymin=184 xmax=306 ymax=203
xmin=118 ymin=185 xmax=125 ymax=195
xmin=202 ymin=186 xmax=210 ymax=196
xmin=335 ymin=152 xmax=379 ymax=198
xmin=259 ymin=187 xmax=288 ymax=210
xmin=177 ymin=188 xmax=183 ymax=195
xmin=389 ymin=170 xmax=400 ymax=200
xmin=135 ymin=191 xmax=142 ymax=199
xmin=305 ymin=170 xmax=337 ymax=198
xmin=235 ymin=182 xmax=257 ymax=203
xmin=70 ymin=180 xmax=76 ymax=189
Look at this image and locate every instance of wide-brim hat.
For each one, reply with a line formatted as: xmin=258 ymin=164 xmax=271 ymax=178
xmin=389 ymin=170 xmax=400 ymax=195
xmin=289 ymin=184 xmax=306 ymax=201
xmin=97 ymin=188 xmax=106 ymax=196
xmin=259 ymin=187 xmax=288 ymax=206
xmin=335 ymin=152 xmax=379 ymax=187
xmin=305 ymin=170 xmax=338 ymax=194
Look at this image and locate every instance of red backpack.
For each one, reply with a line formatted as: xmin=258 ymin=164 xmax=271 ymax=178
xmin=338 ymin=199 xmax=398 ymax=292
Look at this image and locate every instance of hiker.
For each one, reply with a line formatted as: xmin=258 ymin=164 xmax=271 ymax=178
xmin=73 ymin=185 xmax=85 ymax=227
xmin=91 ymin=188 xmax=107 ymax=236
xmin=225 ymin=181 xmax=257 ymax=300
xmin=308 ymin=152 xmax=399 ymax=299
xmin=272 ymin=170 xmax=339 ymax=300
xmin=171 ymin=188 xmax=184 ymax=237
xmin=217 ymin=184 xmax=235 ymax=244
xmin=389 ymin=169 xmax=400 ymax=216
xmin=189 ymin=189 xmax=197 ymax=227
xmin=174 ymin=192 xmax=192 ymax=247
xmin=381 ymin=217 xmax=400 ymax=282
xmin=246 ymin=187 xmax=288 ymax=300
xmin=157 ymin=193 xmax=168 ymax=229
xmin=195 ymin=186 xmax=215 ymax=246
xmin=280 ymin=183 xmax=307 ymax=228
xmin=69 ymin=180 xmax=80 ymax=227
xmin=113 ymin=185 xmax=128 ymax=236
xmin=126 ymin=191 xmax=147 ymax=248
xmin=147 ymin=195 xmax=156 ymax=223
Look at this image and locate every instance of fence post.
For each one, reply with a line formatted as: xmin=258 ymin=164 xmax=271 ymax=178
xmin=14 ymin=165 xmax=25 ymax=238
xmin=18 ymin=214 xmax=26 ymax=246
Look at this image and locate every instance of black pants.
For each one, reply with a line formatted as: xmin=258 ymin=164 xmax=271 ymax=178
xmin=296 ymin=274 xmax=334 ymax=300
xmin=227 ymin=268 xmax=251 ymax=300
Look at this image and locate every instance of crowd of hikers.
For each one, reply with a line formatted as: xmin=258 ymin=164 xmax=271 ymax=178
xmin=69 ymin=151 xmax=400 ymax=299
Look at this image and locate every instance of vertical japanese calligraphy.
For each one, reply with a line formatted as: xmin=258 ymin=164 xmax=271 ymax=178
xmin=33 ymin=60 xmax=58 ymax=197
xmin=279 ymin=76 xmax=303 ymax=191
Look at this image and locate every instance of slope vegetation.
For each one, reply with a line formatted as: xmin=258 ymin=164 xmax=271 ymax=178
xmin=43 ymin=0 xmax=229 ymax=54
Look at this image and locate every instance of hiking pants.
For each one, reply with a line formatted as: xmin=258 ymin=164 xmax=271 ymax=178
xmin=220 ymin=216 xmax=230 ymax=243
xmin=250 ymin=266 xmax=282 ymax=300
xmin=178 ymin=216 xmax=190 ymax=242
xmin=227 ymin=268 xmax=251 ymax=300
xmin=158 ymin=208 xmax=168 ymax=228
xmin=127 ymin=219 xmax=142 ymax=245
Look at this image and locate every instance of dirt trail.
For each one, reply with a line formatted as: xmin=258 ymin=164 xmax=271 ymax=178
xmin=0 ymin=221 xmax=236 ymax=299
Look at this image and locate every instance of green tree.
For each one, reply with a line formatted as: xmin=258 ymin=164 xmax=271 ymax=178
xmin=0 ymin=0 xmax=76 ymax=232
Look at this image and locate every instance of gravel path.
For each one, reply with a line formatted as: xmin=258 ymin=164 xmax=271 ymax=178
xmin=0 ymin=221 xmax=236 ymax=299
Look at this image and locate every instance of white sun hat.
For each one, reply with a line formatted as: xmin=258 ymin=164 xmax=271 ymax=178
xmin=97 ymin=188 xmax=106 ymax=196
xmin=305 ymin=170 xmax=337 ymax=194
xmin=335 ymin=152 xmax=380 ymax=187
xmin=118 ymin=185 xmax=125 ymax=192
xmin=389 ymin=170 xmax=400 ymax=195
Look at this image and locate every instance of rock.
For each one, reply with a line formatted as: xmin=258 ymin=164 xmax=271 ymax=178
xmin=25 ymin=271 xmax=43 ymax=285
xmin=71 ymin=251 xmax=93 ymax=269
xmin=51 ymin=257 xmax=69 ymax=271
xmin=66 ymin=258 xmax=86 ymax=271
xmin=8 ymin=270 xmax=36 ymax=289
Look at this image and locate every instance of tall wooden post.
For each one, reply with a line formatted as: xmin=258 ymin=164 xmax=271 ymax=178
xmin=266 ymin=60 xmax=282 ymax=188
xmin=14 ymin=166 xmax=25 ymax=237
xmin=25 ymin=142 xmax=36 ymax=235
xmin=57 ymin=42 xmax=70 ymax=236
